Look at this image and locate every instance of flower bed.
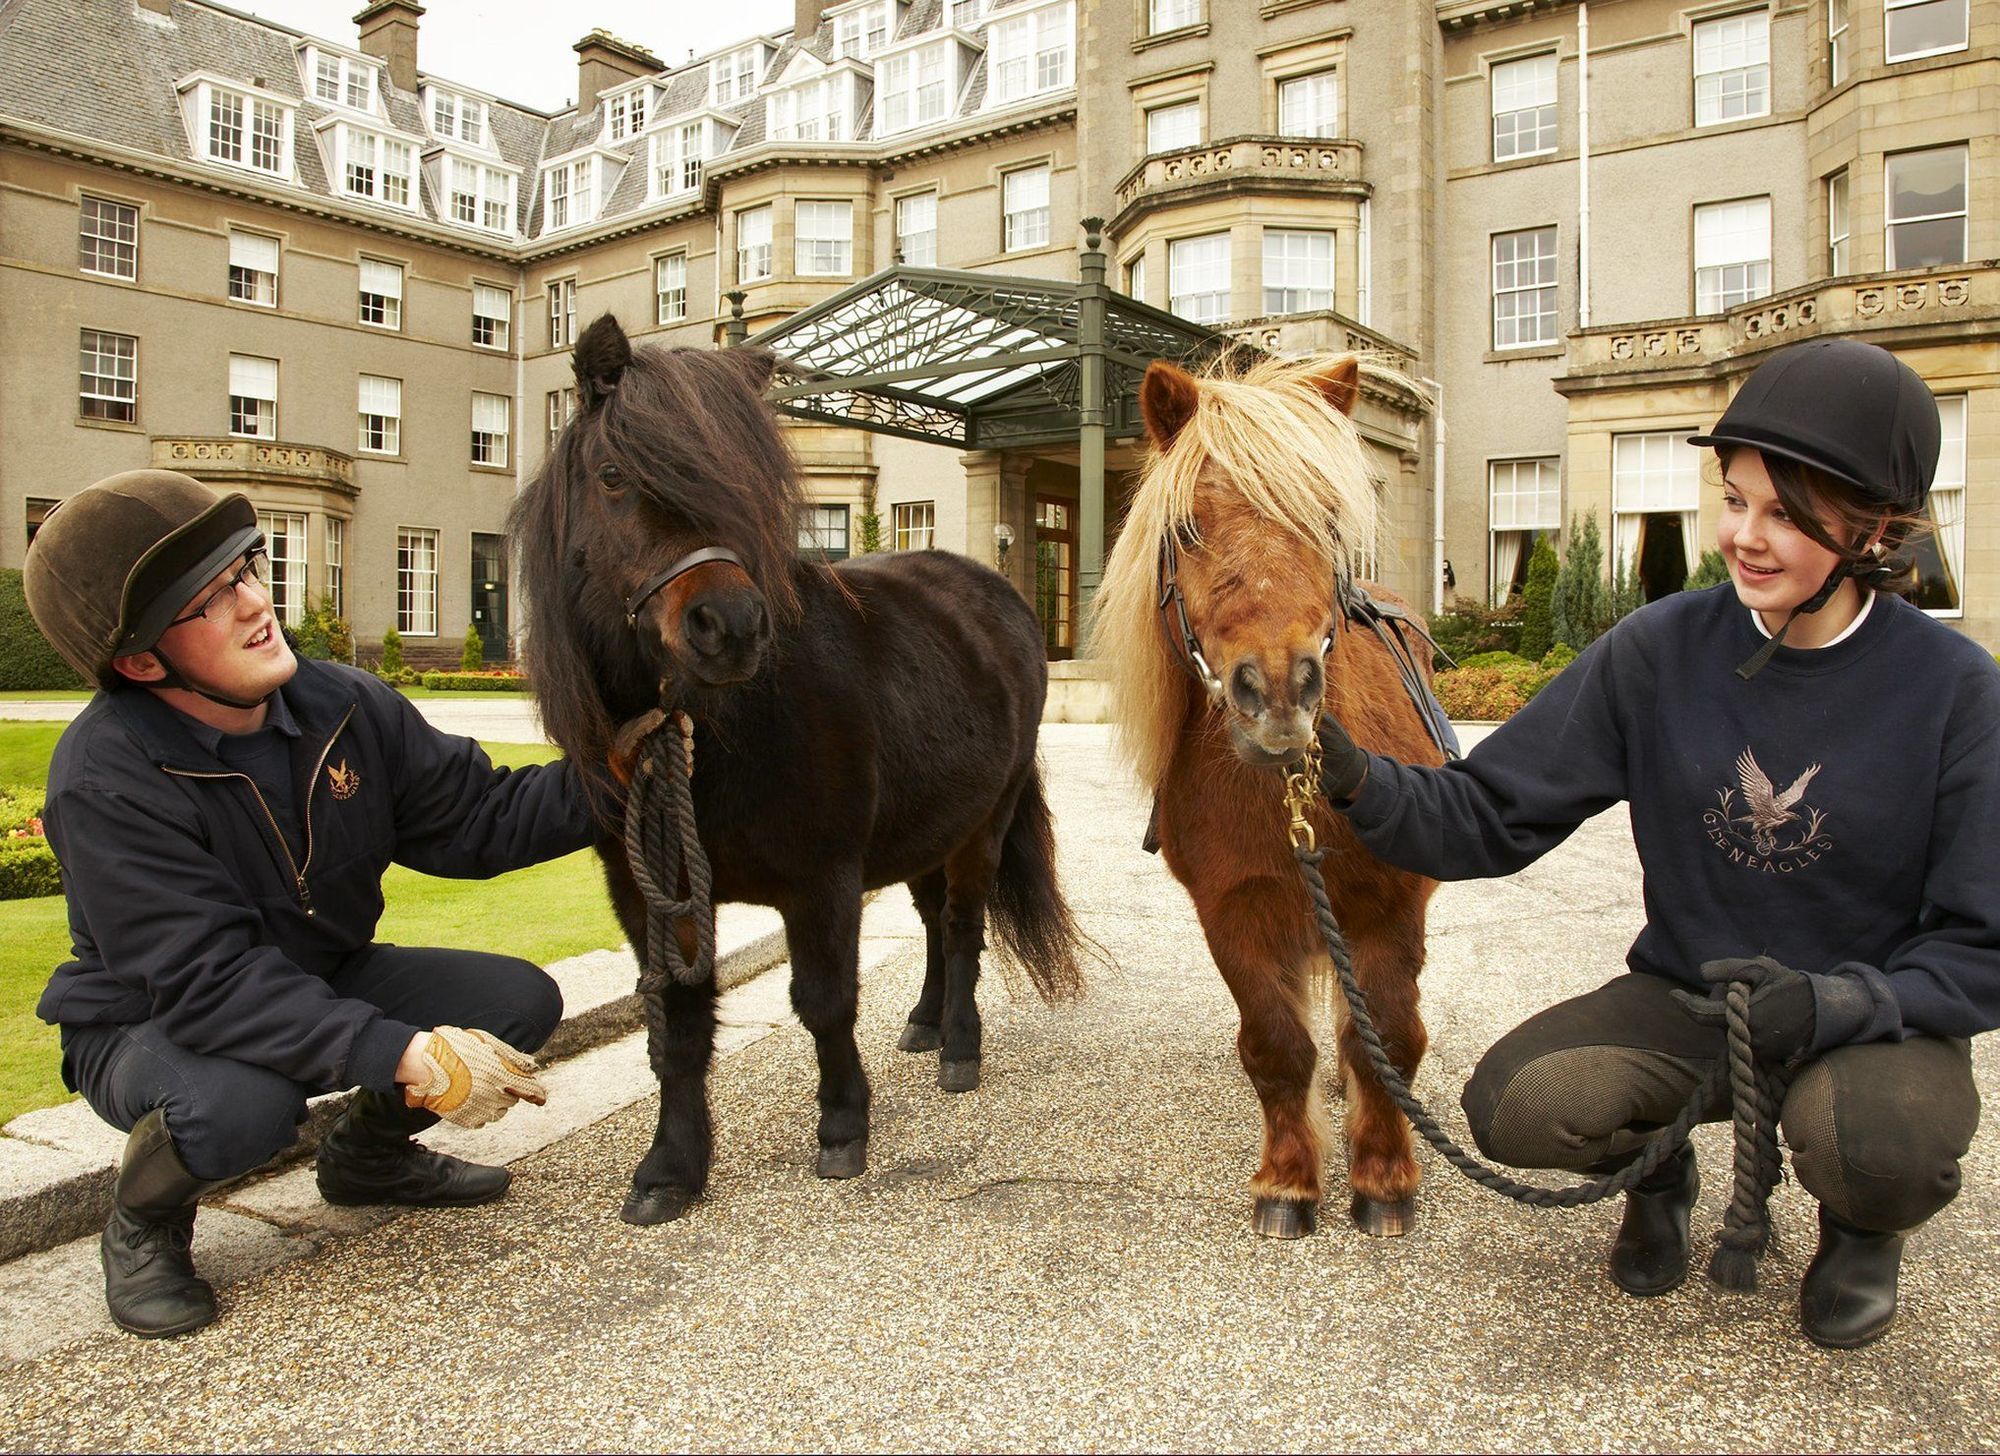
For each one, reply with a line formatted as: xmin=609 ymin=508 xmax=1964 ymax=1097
xmin=0 ymin=784 xmax=57 ymax=900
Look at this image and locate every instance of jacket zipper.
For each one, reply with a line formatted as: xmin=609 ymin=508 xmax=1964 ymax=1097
xmin=161 ymin=704 xmax=356 ymax=917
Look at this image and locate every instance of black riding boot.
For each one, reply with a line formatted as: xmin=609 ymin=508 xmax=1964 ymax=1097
xmin=316 ymin=1089 xmax=512 ymax=1207
xmin=1608 ymin=1143 xmax=1699 ymax=1297
xmin=101 ymin=1110 xmax=220 ymax=1338
xmin=1800 ymin=1203 xmax=1905 ymax=1349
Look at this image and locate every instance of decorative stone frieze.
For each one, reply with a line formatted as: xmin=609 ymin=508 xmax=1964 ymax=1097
xmin=1108 ymin=135 xmax=1367 ymax=232
xmin=150 ymin=437 xmax=359 ymax=496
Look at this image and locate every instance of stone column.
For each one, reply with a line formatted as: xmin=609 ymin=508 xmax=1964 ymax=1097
xmin=959 ymin=449 xmax=1031 ymax=598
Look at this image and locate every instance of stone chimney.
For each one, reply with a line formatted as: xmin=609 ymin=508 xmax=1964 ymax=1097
xmin=354 ymin=0 xmax=423 ymax=95
xmin=573 ymin=30 xmax=664 ymax=117
xmin=795 ymin=0 xmax=825 ymax=41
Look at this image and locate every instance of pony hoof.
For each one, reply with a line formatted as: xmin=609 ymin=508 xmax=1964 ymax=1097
xmin=1350 ymin=1194 xmax=1416 ymax=1238
xmin=816 ymin=1140 xmax=868 ymax=1179
xmin=620 ymin=1187 xmax=694 ymax=1225
xmin=1252 ymin=1197 xmax=1318 ymax=1239
xmin=897 ymin=1021 xmax=942 ymax=1053
xmin=938 ymin=1059 xmax=981 ymax=1094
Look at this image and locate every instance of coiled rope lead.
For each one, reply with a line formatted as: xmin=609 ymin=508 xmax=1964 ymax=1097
xmin=1289 ymin=763 xmax=1785 ymax=1285
xmin=622 ymin=711 xmax=717 ymax=1083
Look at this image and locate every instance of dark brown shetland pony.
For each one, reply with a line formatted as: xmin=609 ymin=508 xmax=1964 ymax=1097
xmin=511 ymin=315 xmax=1086 ymax=1225
xmin=1091 ymin=353 xmax=1444 ymax=1239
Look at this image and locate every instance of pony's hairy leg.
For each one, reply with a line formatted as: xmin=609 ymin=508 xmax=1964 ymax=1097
xmin=1196 ymin=877 xmax=1324 ymax=1231
xmin=623 ymin=971 xmax=719 ymax=1225
xmin=898 ymin=870 xmax=947 ymax=1054
xmin=936 ymin=825 xmax=1005 ymax=1094
xmin=1335 ymin=911 xmax=1429 ymax=1235
xmin=783 ymin=874 xmax=872 ymax=1178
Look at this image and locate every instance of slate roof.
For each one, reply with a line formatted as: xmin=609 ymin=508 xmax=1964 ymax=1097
xmin=0 ymin=0 xmax=1077 ymax=250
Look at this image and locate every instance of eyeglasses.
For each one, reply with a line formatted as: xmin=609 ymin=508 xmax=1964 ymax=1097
xmin=167 ymin=549 xmax=270 ymax=629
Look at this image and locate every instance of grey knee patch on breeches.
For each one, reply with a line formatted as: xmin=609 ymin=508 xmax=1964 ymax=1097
xmin=1475 ymin=1046 xmax=1700 ymax=1170
xmin=1783 ymin=1055 xmax=1967 ymax=1232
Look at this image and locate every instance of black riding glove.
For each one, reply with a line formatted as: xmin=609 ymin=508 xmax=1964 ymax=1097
xmin=1315 ymin=712 xmax=1370 ymax=802
xmin=1672 ymin=956 xmax=1840 ymax=1072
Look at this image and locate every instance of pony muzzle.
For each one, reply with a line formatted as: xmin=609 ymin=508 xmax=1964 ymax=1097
xmin=1221 ymin=650 xmax=1324 ymax=764
xmin=676 ymin=584 xmax=769 ymax=684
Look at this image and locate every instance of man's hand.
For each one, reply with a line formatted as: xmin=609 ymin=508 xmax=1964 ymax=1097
xmin=400 ymin=1026 xmax=548 ymax=1128
xmin=1671 ymin=955 xmax=1817 ymax=1065
xmin=609 ymin=709 xmax=669 ymax=789
xmin=1316 ymin=711 xmax=1370 ymax=801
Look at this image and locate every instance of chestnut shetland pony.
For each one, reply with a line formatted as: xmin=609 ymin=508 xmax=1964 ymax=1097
xmin=512 ymin=315 xmax=1087 ymax=1225
xmin=1092 ymin=353 xmax=1444 ymax=1239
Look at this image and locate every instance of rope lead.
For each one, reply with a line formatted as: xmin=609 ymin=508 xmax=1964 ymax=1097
xmin=622 ymin=711 xmax=718 ymax=1082
xmin=1296 ymin=843 xmax=1780 ymax=1284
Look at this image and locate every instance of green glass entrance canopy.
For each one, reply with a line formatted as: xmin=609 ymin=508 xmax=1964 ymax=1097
xmin=743 ymin=263 xmax=1238 ymax=451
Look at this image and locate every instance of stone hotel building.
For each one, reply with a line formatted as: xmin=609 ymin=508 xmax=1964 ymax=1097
xmin=0 ymin=0 xmax=1994 ymax=662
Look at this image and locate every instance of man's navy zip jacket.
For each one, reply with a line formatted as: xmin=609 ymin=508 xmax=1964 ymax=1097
xmin=35 ymin=658 xmax=599 ymax=1091
xmin=1341 ymin=585 xmax=2000 ymax=1044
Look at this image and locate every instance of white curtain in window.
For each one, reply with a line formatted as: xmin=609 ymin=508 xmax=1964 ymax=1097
xmin=360 ymin=259 xmax=402 ymax=300
xmin=1614 ymin=513 xmax=1645 ymax=578
xmin=1933 ymin=394 xmax=1967 ymax=597
xmin=230 ymin=231 xmax=279 ymax=273
xmin=229 ymin=354 xmax=277 ymax=400
xmin=1679 ymin=510 xmax=1698 ymax=572
xmin=1490 ymin=531 xmax=1524 ymax=605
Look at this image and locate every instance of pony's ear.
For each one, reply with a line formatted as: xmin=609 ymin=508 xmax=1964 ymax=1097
xmin=728 ymin=346 xmax=777 ymax=393
xmin=573 ymin=313 xmax=633 ymax=413
xmin=1312 ymin=357 xmax=1361 ymax=417
xmin=1140 ymin=361 xmax=1200 ymax=451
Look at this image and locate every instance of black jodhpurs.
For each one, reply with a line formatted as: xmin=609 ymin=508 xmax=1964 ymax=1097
xmin=1461 ymin=973 xmax=1980 ymax=1233
xmin=61 ymin=945 xmax=562 ymax=1182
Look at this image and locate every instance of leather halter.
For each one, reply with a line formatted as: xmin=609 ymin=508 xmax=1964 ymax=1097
xmin=623 ymin=546 xmax=747 ymax=630
xmin=1154 ymin=532 xmax=1458 ymax=762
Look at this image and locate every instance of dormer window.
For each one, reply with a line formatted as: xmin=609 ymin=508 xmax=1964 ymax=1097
xmin=877 ymin=39 xmax=959 ymax=134
xmin=649 ymin=119 xmax=712 ymax=198
xmin=447 ymin=156 xmax=516 ymax=233
xmin=769 ymin=74 xmax=852 ymax=142
xmin=429 ymin=88 xmax=487 ymax=146
xmin=833 ymin=1 xmax=894 ymax=59
xmin=945 ymin=0 xmax=983 ymax=26
xmin=310 ymin=50 xmax=377 ymax=112
xmin=543 ymin=155 xmax=605 ymax=231
xmin=987 ymin=0 xmax=1073 ymax=106
xmin=712 ymin=45 xmax=765 ymax=106
xmin=330 ymin=124 xmax=417 ymax=210
xmin=607 ymin=86 xmax=648 ymax=142
xmin=184 ymin=77 xmax=295 ymax=179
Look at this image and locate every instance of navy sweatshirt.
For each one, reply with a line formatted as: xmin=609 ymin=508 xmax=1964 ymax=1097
xmin=36 ymin=659 xmax=600 ymax=1091
xmin=1343 ymin=585 xmax=2000 ymax=1042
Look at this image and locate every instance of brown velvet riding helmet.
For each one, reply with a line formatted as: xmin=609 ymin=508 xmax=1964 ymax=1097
xmin=23 ymin=470 xmax=262 ymax=688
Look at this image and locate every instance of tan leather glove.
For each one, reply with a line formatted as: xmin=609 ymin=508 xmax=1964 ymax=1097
xmin=402 ymin=1026 xmax=548 ymax=1128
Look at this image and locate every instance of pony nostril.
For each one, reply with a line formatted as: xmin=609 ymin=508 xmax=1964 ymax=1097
xmin=749 ymin=599 xmax=770 ymax=644
xmin=1230 ymin=662 xmax=1265 ymax=715
xmin=686 ymin=603 xmax=724 ymax=653
xmin=1296 ymin=655 xmax=1323 ymax=704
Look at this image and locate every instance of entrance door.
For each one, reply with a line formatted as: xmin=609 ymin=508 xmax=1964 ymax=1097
xmin=1033 ymin=497 xmax=1076 ymax=660
xmin=470 ymin=532 xmax=510 ymax=663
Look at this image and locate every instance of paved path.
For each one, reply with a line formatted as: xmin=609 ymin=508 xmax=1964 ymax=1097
xmin=1 ymin=724 xmax=1994 ymax=1451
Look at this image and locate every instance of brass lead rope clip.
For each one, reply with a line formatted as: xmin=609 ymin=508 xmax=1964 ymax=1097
xmin=1283 ymin=735 xmax=1325 ymax=852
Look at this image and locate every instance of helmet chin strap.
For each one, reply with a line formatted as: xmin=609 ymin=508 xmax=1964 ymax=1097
xmin=1733 ymin=562 xmax=1860 ymax=681
xmin=149 ymin=645 xmax=273 ymax=712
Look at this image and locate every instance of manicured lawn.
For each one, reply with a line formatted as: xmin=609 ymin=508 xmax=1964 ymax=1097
xmin=0 ymin=730 xmax=621 ymax=1127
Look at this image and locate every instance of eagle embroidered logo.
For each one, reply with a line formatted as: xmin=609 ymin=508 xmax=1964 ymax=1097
xmin=326 ymin=760 xmax=361 ymax=800
xmin=1702 ymin=747 xmax=1830 ymax=873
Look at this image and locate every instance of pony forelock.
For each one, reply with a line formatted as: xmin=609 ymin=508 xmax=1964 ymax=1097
xmin=1089 ymin=351 xmax=1403 ymax=789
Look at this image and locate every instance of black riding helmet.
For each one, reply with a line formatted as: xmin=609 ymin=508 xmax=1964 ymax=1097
xmin=1686 ymin=339 xmax=1941 ymax=678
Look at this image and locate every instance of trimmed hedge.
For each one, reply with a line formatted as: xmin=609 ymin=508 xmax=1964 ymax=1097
xmin=0 ymin=568 xmax=88 ymax=692
xmin=0 ymin=837 xmax=60 ymax=900
xmin=1432 ymin=646 xmax=1577 ymax=722
xmin=418 ymin=671 xmax=530 ymax=692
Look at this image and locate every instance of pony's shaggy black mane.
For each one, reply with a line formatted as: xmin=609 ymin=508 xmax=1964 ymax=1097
xmin=508 ymin=323 xmax=811 ymax=818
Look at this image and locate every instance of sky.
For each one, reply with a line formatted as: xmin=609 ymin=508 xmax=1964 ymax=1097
xmin=235 ymin=0 xmax=801 ymax=112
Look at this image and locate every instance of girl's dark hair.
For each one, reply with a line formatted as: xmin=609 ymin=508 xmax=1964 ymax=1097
xmin=1716 ymin=443 xmax=1933 ymax=596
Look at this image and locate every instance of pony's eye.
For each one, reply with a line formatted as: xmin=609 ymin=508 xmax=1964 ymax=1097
xmin=598 ymin=462 xmax=626 ymax=492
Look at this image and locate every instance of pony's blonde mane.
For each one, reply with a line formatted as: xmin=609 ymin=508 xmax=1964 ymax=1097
xmin=1090 ymin=351 xmax=1402 ymax=790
